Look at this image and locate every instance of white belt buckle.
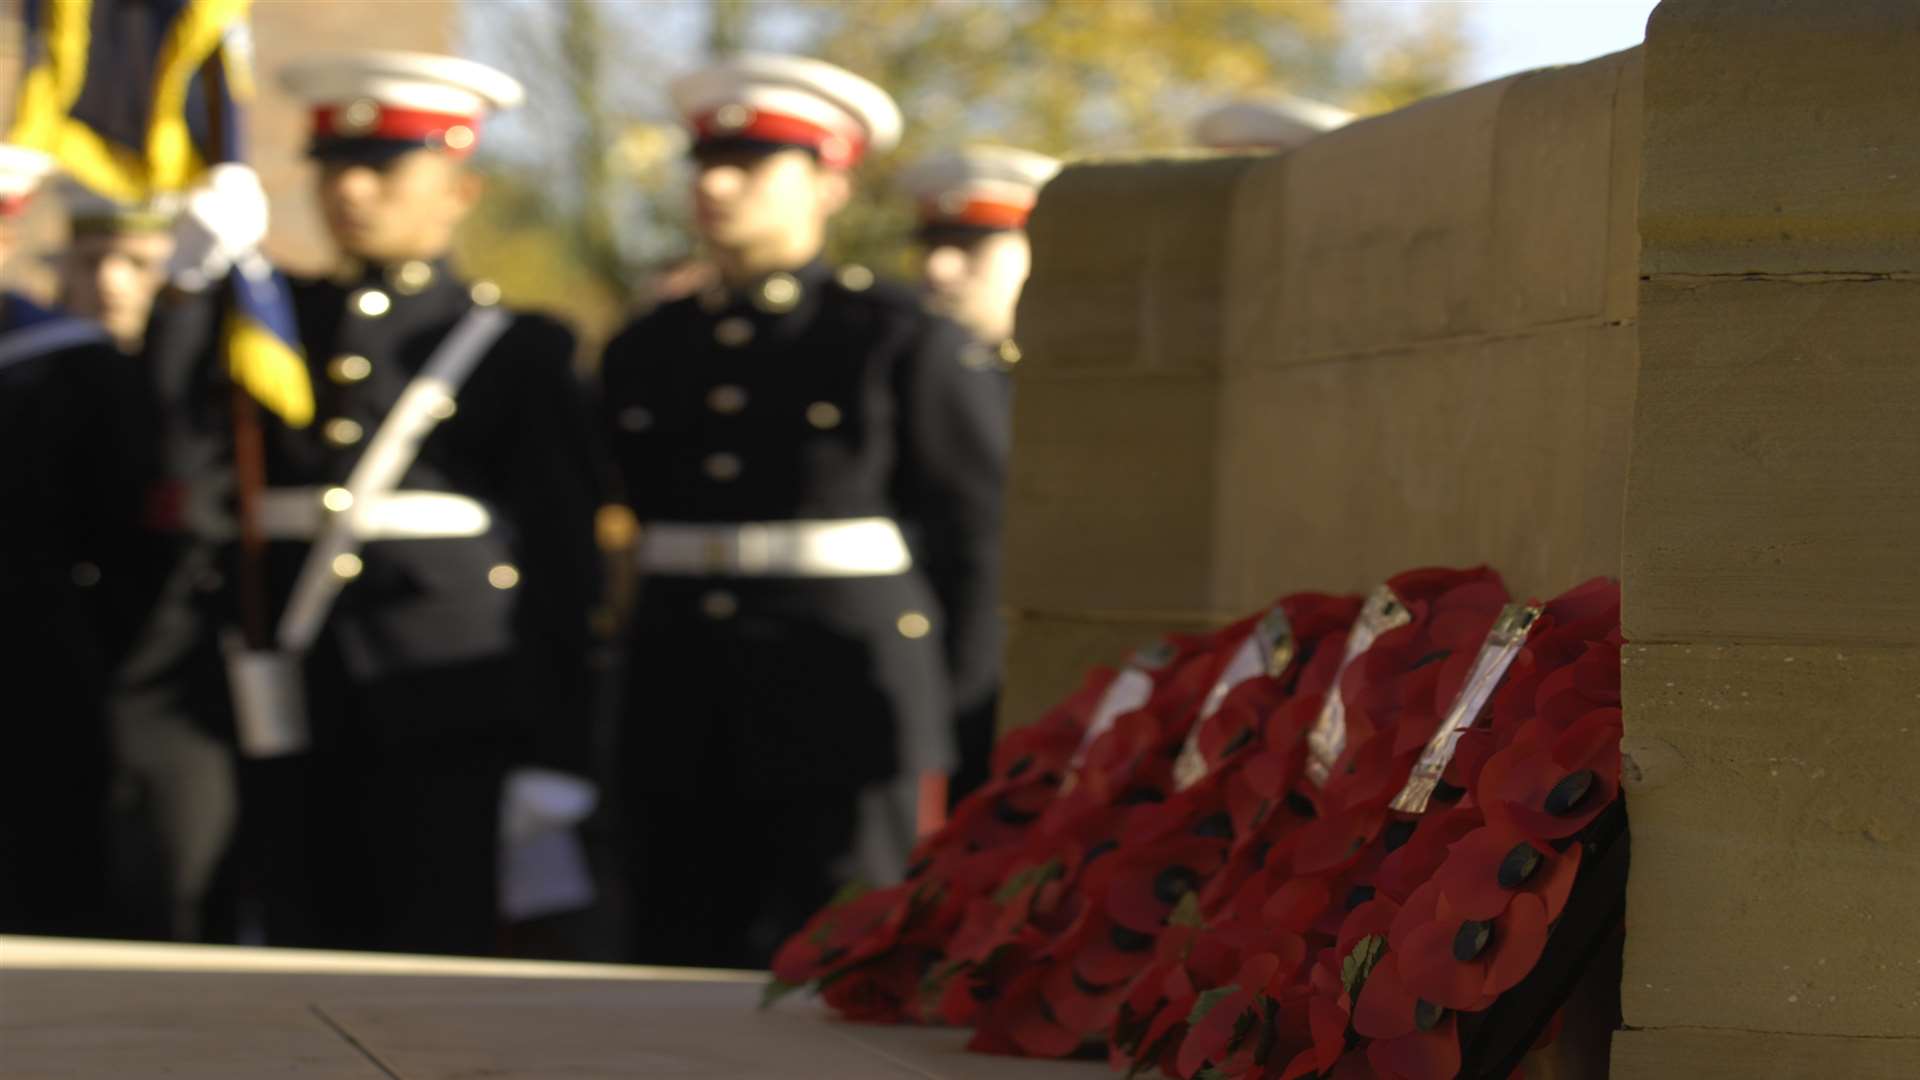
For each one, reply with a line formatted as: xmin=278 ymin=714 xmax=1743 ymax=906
xmin=700 ymin=535 xmax=733 ymax=575
xmin=737 ymin=523 xmax=773 ymax=575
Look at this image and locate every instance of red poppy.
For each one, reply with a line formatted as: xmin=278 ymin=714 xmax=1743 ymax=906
xmin=1371 ymin=806 xmax=1484 ymax=905
xmin=1174 ymin=951 xmax=1288 ymax=1078
xmin=816 ymin=948 xmax=926 ymax=1023
xmin=1479 ymin=707 xmax=1622 ymax=842
xmin=1102 ymin=834 xmax=1229 ymax=932
xmin=1431 ymin=821 xmax=1581 ymax=923
xmin=1389 ymin=876 xmax=1552 ymax=1013
xmin=1365 ymin=1009 xmax=1461 ymax=1080
xmin=769 ymin=881 xmax=917 ymax=986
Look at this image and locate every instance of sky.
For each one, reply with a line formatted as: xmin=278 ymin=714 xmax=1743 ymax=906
xmin=1441 ymin=0 xmax=1664 ymax=83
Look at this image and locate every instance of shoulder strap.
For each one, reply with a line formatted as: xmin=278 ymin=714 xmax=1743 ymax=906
xmin=0 ymin=316 xmax=111 ymax=373
xmin=275 ymin=304 xmax=513 ymax=653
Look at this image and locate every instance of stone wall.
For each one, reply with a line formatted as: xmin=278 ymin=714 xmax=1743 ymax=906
xmin=1007 ymin=1 xmax=1920 ymax=1074
xmin=1613 ymin=0 xmax=1920 ymax=1074
xmin=1006 ymin=45 xmax=1643 ymax=730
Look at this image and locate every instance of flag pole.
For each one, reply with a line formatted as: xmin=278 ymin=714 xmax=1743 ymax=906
xmin=202 ymin=44 xmax=272 ymax=652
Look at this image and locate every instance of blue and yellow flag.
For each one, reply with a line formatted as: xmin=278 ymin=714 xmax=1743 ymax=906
xmin=11 ymin=0 xmax=311 ymax=427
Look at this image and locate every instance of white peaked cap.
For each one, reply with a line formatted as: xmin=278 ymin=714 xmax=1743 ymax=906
xmin=279 ymin=50 xmax=525 ymax=116
xmin=671 ymin=52 xmax=903 ymax=159
xmin=0 ymin=143 xmax=55 ymax=199
xmin=901 ymin=145 xmax=1063 ymax=206
xmin=1191 ymin=96 xmax=1355 ymax=151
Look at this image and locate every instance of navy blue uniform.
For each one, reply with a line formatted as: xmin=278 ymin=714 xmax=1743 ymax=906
xmin=599 ymin=261 xmax=1007 ymax=966
xmin=143 ymin=260 xmax=600 ymax=953
xmin=0 ymin=293 xmax=153 ymax=935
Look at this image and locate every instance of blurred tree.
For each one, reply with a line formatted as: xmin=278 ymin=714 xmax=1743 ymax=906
xmin=458 ymin=0 xmax=1465 ymax=349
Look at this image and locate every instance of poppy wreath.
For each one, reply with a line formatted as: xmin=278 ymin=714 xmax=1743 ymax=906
xmin=769 ymin=620 xmax=1244 ymax=1020
xmin=1265 ymin=579 xmax=1622 ymax=1080
xmin=925 ymin=609 xmax=1299 ymax=1039
xmin=957 ymin=593 xmax=1363 ymax=1057
xmin=1120 ymin=569 xmax=1511 ymax=1078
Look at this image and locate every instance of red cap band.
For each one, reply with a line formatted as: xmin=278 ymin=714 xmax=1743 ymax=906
xmin=312 ymin=105 xmax=482 ymax=156
xmin=919 ymin=196 xmax=1033 ymax=231
xmin=693 ymin=107 xmax=865 ymax=170
xmin=0 ymin=193 xmax=32 ymax=219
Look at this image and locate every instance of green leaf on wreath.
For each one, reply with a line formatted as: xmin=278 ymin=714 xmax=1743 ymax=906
xmin=1193 ymin=1067 xmax=1232 ymax=1080
xmin=1340 ymin=934 xmax=1387 ymax=999
xmin=1168 ymin=891 xmax=1204 ymax=928
xmin=827 ymin=879 xmax=873 ymax=908
xmin=1186 ymin=983 xmax=1241 ymax=1026
xmin=991 ymin=858 xmax=1064 ymax=903
xmin=759 ymin=978 xmax=804 ymax=1010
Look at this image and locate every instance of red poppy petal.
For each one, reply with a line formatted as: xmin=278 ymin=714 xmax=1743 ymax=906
xmin=1531 ymin=840 xmax=1583 ymax=922
xmin=1261 ymin=876 xmax=1333 ymax=934
xmin=1389 ymin=880 xmax=1444 ymax=953
xmin=1367 ymin=1013 xmax=1462 ymax=1080
xmin=1176 ymin=987 xmax=1255 ymax=1078
xmin=1434 ymin=825 xmax=1531 ymax=921
xmin=1353 ymin=951 xmax=1419 ymax=1040
xmin=1483 ymin=893 xmax=1551 ymax=996
xmin=1399 ymin=920 xmax=1487 ymax=1011
xmin=1308 ymin=992 xmax=1351 ymax=1065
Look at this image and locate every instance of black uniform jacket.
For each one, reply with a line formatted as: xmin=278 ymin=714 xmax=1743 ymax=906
xmin=599 ymin=261 xmax=1008 ymax=794
xmin=143 ymin=260 xmax=601 ymax=771
xmin=0 ymin=293 xmax=152 ymax=886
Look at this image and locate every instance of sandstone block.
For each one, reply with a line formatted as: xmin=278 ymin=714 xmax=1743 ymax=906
xmin=1623 ymin=278 xmax=1920 ymax=646
xmin=1612 ymin=1027 xmax=1920 ymax=1079
xmin=998 ymin=610 xmax=1223 ymax=736
xmin=1209 ymin=323 xmax=1635 ymax=611
xmin=1620 ymin=643 xmax=1920 ymax=1037
xmin=1640 ymin=0 xmax=1920 ymax=275
xmin=1019 ymin=154 xmax=1261 ymax=376
xmin=1490 ymin=52 xmax=1629 ymax=332
xmin=1003 ymin=372 xmax=1221 ymax=615
xmin=1270 ymin=77 xmax=1511 ymax=362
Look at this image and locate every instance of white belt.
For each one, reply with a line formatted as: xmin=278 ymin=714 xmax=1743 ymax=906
xmin=636 ymin=518 xmax=912 ymax=577
xmin=256 ymin=487 xmax=493 ymax=541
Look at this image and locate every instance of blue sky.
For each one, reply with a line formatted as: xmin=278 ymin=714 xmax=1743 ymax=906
xmin=1443 ymin=0 xmax=1663 ymax=82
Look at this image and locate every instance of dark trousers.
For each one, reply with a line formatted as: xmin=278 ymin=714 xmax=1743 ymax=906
xmin=0 ymin=746 xmax=109 ymax=937
xmin=237 ymin=742 xmax=503 ymax=955
xmin=232 ymin=655 xmax=510 ymax=956
xmin=623 ymin=787 xmax=859 ymax=970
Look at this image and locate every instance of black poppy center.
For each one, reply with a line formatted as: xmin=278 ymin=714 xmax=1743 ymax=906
xmin=1413 ymin=998 xmax=1446 ymax=1031
xmin=1497 ymin=842 xmax=1543 ymax=888
xmin=1452 ymin=919 xmax=1494 ymax=962
xmin=1191 ymin=811 xmax=1234 ymax=839
xmin=1544 ymin=768 xmax=1597 ymax=816
xmin=993 ymin=796 xmax=1040 ymax=825
xmin=1109 ymin=924 xmax=1155 ymax=952
xmin=1153 ymin=865 xmax=1201 ymax=905
xmin=1344 ymin=884 xmax=1376 ymax=910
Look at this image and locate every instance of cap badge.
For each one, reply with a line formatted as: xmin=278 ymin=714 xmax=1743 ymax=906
xmin=714 ymin=103 xmax=755 ymax=132
xmin=338 ymin=98 xmax=381 ymax=135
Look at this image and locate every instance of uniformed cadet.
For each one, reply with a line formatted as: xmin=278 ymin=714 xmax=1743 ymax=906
xmin=143 ymin=51 xmax=602 ymax=955
xmin=899 ymin=144 xmax=1060 ymax=366
xmin=53 ymin=182 xmax=178 ymax=354
xmin=0 ymin=145 xmax=155 ymax=936
xmin=599 ymin=53 xmax=1010 ymax=968
xmin=895 ymin=144 xmax=1058 ymax=803
xmin=1189 ymin=95 xmax=1355 ymax=151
